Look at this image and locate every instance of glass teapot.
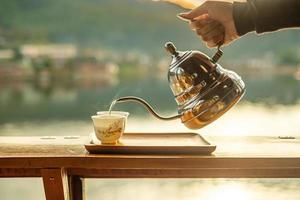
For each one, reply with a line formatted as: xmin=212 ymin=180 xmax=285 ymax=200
xmin=115 ymin=42 xmax=245 ymax=129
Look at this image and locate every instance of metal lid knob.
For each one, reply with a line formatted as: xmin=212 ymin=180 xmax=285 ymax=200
xmin=165 ymin=42 xmax=178 ymax=56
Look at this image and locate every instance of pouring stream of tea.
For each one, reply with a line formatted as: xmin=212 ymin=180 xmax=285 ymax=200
xmin=109 ymin=100 xmax=117 ymax=114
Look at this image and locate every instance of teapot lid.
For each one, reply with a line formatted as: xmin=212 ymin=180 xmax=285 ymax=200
xmin=165 ymin=42 xmax=223 ymax=65
xmin=165 ymin=42 xmax=192 ymax=68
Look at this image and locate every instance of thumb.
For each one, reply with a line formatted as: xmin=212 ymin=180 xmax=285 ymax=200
xmin=178 ymin=4 xmax=208 ymax=20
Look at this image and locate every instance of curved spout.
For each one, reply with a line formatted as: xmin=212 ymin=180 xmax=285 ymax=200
xmin=115 ymin=96 xmax=181 ymax=121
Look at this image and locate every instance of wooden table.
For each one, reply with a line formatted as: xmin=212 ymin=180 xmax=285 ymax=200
xmin=0 ymin=134 xmax=299 ymax=200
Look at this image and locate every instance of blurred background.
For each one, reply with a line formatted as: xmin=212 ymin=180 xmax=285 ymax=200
xmin=0 ymin=0 xmax=300 ymax=199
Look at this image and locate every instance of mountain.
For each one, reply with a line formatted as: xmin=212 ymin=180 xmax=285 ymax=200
xmin=0 ymin=0 xmax=300 ymax=61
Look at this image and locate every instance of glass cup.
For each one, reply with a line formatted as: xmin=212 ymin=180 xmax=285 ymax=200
xmin=91 ymin=111 xmax=129 ymax=144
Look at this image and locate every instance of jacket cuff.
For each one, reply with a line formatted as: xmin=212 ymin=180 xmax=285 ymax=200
xmin=233 ymin=1 xmax=255 ymax=36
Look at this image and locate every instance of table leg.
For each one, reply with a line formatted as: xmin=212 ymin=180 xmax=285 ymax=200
xmin=68 ymin=175 xmax=85 ymax=200
xmin=41 ymin=168 xmax=70 ymax=200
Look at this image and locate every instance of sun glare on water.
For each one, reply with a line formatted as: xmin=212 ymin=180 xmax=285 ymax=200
xmin=202 ymin=183 xmax=252 ymax=200
xmin=126 ymin=104 xmax=300 ymax=136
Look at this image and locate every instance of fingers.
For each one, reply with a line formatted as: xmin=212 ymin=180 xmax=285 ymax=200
xmin=204 ymin=34 xmax=224 ymax=48
xmin=178 ymin=3 xmax=208 ymax=20
xmin=189 ymin=15 xmax=213 ymax=30
xmin=190 ymin=19 xmax=218 ymax=33
xmin=177 ymin=2 xmax=226 ymax=48
xmin=193 ymin=21 xmax=225 ymax=48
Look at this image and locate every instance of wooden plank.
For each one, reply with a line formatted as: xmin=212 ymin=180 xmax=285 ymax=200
xmin=0 ymin=168 xmax=40 ymax=177
xmin=0 ymin=135 xmax=299 ymax=178
xmin=68 ymin=176 xmax=85 ymax=200
xmin=41 ymin=168 xmax=69 ymax=200
xmin=68 ymin=168 xmax=300 ymax=178
xmin=0 ymin=157 xmax=299 ymax=169
xmin=0 ymin=167 xmax=299 ymax=179
xmin=0 ymin=135 xmax=299 ymax=157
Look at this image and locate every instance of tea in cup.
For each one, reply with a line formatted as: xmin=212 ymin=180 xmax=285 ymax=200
xmin=91 ymin=111 xmax=129 ymax=144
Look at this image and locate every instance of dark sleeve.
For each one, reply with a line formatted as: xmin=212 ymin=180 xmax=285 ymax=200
xmin=233 ymin=0 xmax=300 ymax=36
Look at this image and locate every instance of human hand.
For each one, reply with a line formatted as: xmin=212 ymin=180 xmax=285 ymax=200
xmin=178 ymin=0 xmax=239 ymax=48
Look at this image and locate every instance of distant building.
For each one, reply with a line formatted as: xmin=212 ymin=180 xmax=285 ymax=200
xmin=0 ymin=49 xmax=14 ymax=60
xmin=20 ymin=44 xmax=77 ymax=67
xmin=20 ymin=44 xmax=77 ymax=59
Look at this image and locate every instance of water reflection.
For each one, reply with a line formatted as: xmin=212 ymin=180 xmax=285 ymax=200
xmin=243 ymin=74 xmax=300 ymax=105
xmin=86 ymin=179 xmax=300 ymax=200
xmin=0 ymin=178 xmax=299 ymax=200
xmin=0 ymin=73 xmax=299 ymax=123
xmin=0 ymin=72 xmax=299 ymax=200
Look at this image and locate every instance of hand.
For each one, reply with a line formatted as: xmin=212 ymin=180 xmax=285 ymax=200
xmin=178 ymin=0 xmax=239 ymax=48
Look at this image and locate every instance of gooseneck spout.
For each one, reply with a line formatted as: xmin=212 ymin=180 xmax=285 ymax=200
xmin=115 ymin=96 xmax=181 ymax=121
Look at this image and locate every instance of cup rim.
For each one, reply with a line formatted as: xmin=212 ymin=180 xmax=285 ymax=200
xmin=91 ymin=115 xmax=127 ymax=120
xmin=96 ymin=111 xmax=129 ymax=116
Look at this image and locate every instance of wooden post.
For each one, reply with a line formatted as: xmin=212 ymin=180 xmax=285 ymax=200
xmin=41 ymin=168 xmax=70 ymax=200
xmin=68 ymin=176 xmax=85 ymax=200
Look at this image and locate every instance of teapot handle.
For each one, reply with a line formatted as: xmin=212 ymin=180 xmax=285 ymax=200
xmin=115 ymin=96 xmax=181 ymax=121
xmin=189 ymin=18 xmax=224 ymax=64
xmin=211 ymin=23 xmax=225 ymax=63
xmin=211 ymin=45 xmax=223 ymax=63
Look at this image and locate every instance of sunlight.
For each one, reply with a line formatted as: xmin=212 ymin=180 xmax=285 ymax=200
xmin=1 ymin=0 xmax=300 ymax=200
xmin=203 ymin=183 xmax=252 ymax=200
xmin=126 ymin=104 xmax=300 ymax=136
xmin=160 ymin=0 xmax=199 ymax=9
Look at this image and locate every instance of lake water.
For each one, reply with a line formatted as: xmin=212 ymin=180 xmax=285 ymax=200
xmin=0 ymin=72 xmax=300 ymax=199
xmin=1 ymin=73 xmax=300 ymax=136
